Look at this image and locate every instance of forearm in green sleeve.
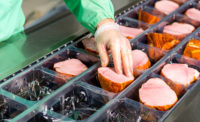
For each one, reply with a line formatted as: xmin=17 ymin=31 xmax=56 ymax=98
xmin=64 ymin=0 xmax=115 ymax=34
xmin=0 ymin=0 xmax=25 ymax=42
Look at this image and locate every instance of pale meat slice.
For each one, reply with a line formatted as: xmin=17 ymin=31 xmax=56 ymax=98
xmin=98 ymin=67 xmax=134 ymax=93
xmin=54 ymin=59 xmax=88 ymax=76
xmin=119 ymin=25 xmax=144 ymax=39
xmin=163 ymin=22 xmax=195 ymax=36
xmin=161 ymin=63 xmax=199 ymax=95
xmin=185 ymin=8 xmax=200 ymax=22
xmin=161 ymin=63 xmax=199 ymax=86
xmin=132 ymin=50 xmax=151 ymax=76
xmin=139 ymin=78 xmax=178 ymax=111
xmin=155 ymin=0 xmax=179 ymax=15
xmin=82 ymin=38 xmax=98 ymax=53
xmin=187 ymin=67 xmax=200 ymax=83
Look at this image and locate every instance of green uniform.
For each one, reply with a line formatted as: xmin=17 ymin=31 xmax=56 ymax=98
xmin=0 ymin=0 xmax=114 ymax=42
xmin=64 ymin=0 xmax=114 ymax=34
xmin=0 ymin=0 xmax=26 ymax=79
xmin=0 ymin=0 xmax=25 ymax=42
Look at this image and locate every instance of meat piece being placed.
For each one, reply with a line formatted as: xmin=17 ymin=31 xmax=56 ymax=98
xmin=132 ymin=50 xmax=151 ymax=76
xmin=183 ymin=39 xmax=200 ymax=61
xmin=82 ymin=38 xmax=98 ymax=53
xmin=163 ymin=22 xmax=195 ymax=40
xmin=54 ymin=59 xmax=88 ymax=76
xmin=138 ymin=9 xmax=161 ymax=26
xmin=155 ymin=0 xmax=179 ymax=15
xmin=119 ymin=25 xmax=144 ymax=39
xmin=185 ymin=8 xmax=200 ymax=22
xmin=147 ymin=33 xmax=180 ymax=61
xmin=98 ymin=67 xmax=134 ymax=93
xmin=139 ymin=78 xmax=178 ymax=111
xmin=161 ymin=63 xmax=199 ymax=95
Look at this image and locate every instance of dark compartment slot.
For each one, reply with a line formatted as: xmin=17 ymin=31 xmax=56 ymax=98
xmin=117 ymin=17 xmax=151 ymax=30
xmin=0 ymin=95 xmax=26 ymax=121
xmin=38 ymin=48 xmax=98 ymax=84
xmin=126 ymin=8 xmax=139 ymax=21
xmin=126 ymin=5 xmax=164 ymax=24
xmin=145 ymin=0 xmax=157 ymax=7
xmin=42 ymin=48 xmax=98 ymax=70
xmin=197 ymin=32 xmax=200 ymax=38
xmin=2 ymin=69 xmax=64 ymax=101
xmin=103 ymin=98 xmax=164 ymax=122
xmin=27 ymin=113 xmax=57 ymax=122
xmin=48 ymin=83 xmax=111 ymax=120
xmin=80 ymin=68 xmax=101 ymax=88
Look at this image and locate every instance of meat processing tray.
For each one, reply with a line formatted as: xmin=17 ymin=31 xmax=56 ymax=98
xmin=0 ymin=0 xmax=200 ymax=121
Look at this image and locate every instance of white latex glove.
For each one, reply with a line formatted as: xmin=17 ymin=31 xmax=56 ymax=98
xmin=95 ymin=22 xmax=133 ymax=77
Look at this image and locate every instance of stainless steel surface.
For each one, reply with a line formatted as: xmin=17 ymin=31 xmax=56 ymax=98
xmin=0 ymin=14 xmax=86 ymax=80
xmin=0 ymin=0 xmax=137 ymax=80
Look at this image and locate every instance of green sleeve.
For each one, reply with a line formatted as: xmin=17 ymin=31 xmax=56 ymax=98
xmin=64 ymin=0 xmax=115 ymax=34
xmin=0 ymin=0 xmax=25 ymax=42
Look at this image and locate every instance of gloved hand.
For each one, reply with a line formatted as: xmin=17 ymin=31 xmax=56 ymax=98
xmin=95 ymin=21 xmax=133 ymax=77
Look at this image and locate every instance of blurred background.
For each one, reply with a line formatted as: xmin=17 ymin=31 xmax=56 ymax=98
xmin=22 ymin=0 xmax=65 ymax=26
xmin=22 ymin=0 xmax=136 ymax=28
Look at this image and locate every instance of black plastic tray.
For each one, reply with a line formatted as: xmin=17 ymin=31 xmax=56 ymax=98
xmin=0 ymin=0 xmax=200 ymax=121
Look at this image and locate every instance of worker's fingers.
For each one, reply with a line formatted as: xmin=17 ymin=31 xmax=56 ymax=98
xmin=97 ymin=43 xmax=109 ymax=67
xmin=125 ymin=38 xmax=133 ymax=74
xmin=110 ymin=39 xmax=122 ymax=74
xmin=121 ymin=38 xmax=133 ymax=77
